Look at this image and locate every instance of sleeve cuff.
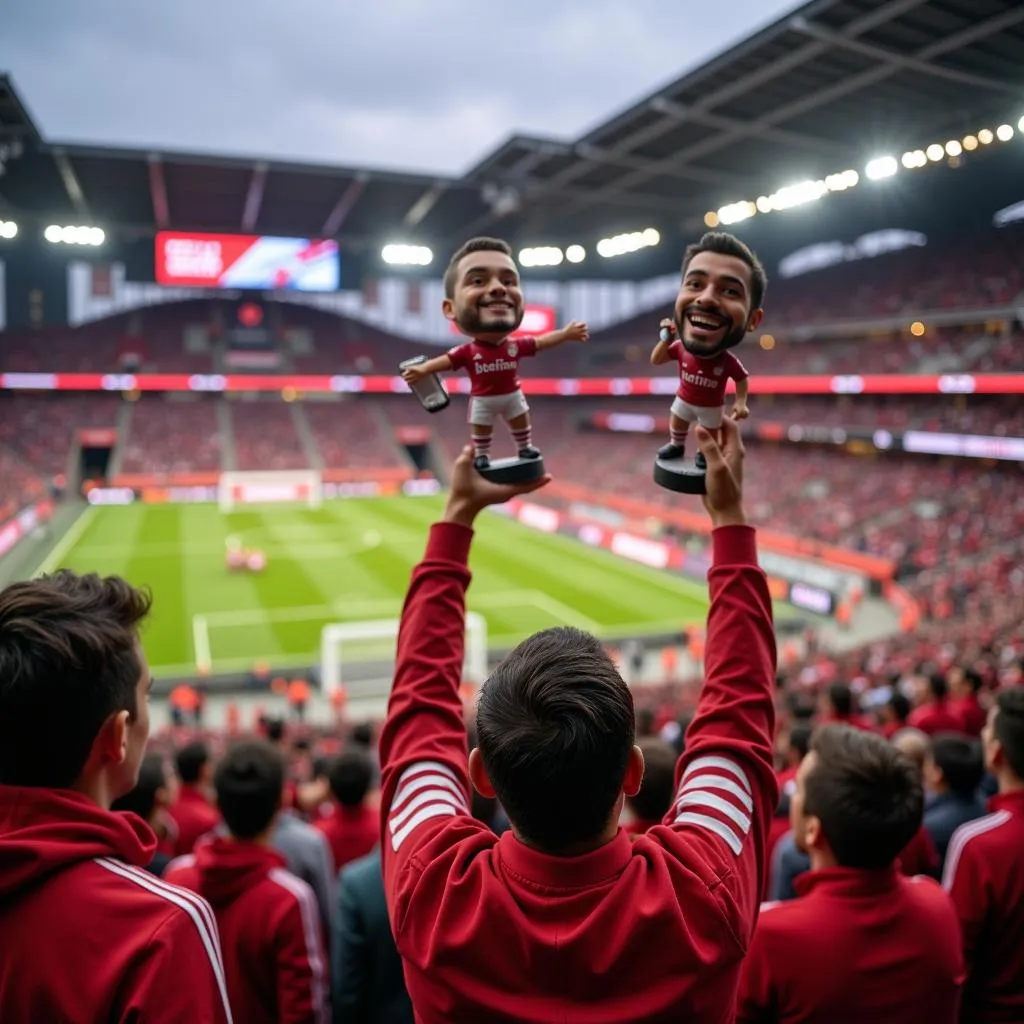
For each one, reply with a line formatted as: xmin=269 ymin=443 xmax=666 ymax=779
xmin=711 ymin=524 xmax=759 ymax=567
xmin=426 ymin=521 xmax=474 ymax=565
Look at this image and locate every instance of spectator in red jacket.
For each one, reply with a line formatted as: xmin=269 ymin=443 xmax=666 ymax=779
xmin=0 ymin=571 xmax=231 ymax=1022
xmin=948 ymin=666 xmax=987 ymax=738
xmin=878 ymin=691 xmax=911 ymax=739
xmin=166 ymin=740 xmax=328 ymax=1024
xmin=315 ymin=748 xmax=378 ymax=873
xmin=737 ymin=724 xmax=964 ymax=1022
xmin=111 ymin=751 xmax=179 ymax=876
xmin=380 ymin=412 xmax=779 ymax=1021
xmin=170 ymin=740 xmax=221 ymax=856
xmin=943 ymin=687 xmax=1024 ymax=1022
xmin=623 ymin=737 xmax=677 ymax=835
xmin=909 ymin=671 xmax=962 ymax=736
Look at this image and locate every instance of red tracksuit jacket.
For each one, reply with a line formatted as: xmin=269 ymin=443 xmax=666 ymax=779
xmin=379 ymin=522 xmax=778 ymax=1023
xmin=169 ymin=783 xmax=221 ymax=857
xmin=314 ymin=802 xmax=379 ymax=873
xmin=165 ymin=838 xmax=329 ymax=1024
xmin=942 ymin=789 xmax=1024 ymax=1023
xmin=0 ymin=785 xmax=232 ymax=1023
xmin=735 ymin=865 xmax=964 ymax=1022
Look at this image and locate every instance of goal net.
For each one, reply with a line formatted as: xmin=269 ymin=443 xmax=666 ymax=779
xmin=218 ymin=470 xmax=322 ymax=512
xmin=320 ymin=612 xmax=489 ymax=700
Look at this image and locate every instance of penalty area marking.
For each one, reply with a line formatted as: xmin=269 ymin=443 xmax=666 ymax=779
xmin=192 ymin=615 xmax=212 ymax=672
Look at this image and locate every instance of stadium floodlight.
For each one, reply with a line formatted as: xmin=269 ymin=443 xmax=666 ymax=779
xmin=381 ymin=243 xmax=433 ymax=266
xmin=962 ymin=135 xmax=979 ymax=152
xmin=44 ymin=224 xmax=105 ymax=246
xmin=996 ymin=124 xmax=1014 ymax=142
xmin=519 ymin=246 xmax=563 ymax=267
xmin=755 ymin=197 xmax=772 ymax=213
xmin=565 ymin=244 xmax=586 ymax=263
xmin=926 ymin=144 xmax=945 ymax=162
xmin=703 ymin=211 xmax=720 ymax=227
xmin=945 ymin=140 xmax=963 ymax=157
xmin=978 ymin=129 xmax=994 ymax=145
xmin=717 ymin=201 xmax=756 ymax=225
xmin=825 ymin=170 xmax=859 ymax=191
xmin=1019 ymin=115 xmax=1024 ymax=133
xmin=865 ymin=156 xmax=898 ymax=180
xmin=901 ymin=151 xmax=926 ymax=169
xmin=0 ymin=220 xmax=16 ymax=239
xmin=762 ymin=180 xmax=828 ymax=213
xmin=596 ymin=228 xmax=660 ymax=258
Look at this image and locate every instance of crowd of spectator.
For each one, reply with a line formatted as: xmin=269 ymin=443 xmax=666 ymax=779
xmin=231 ymin=401 xmax=311 ymax=471
xmin=119 ymin=397 xmax=222 ymax=475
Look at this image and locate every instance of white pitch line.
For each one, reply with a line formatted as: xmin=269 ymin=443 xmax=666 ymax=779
xmin=192 ymin=615 xmax=212 ymax=671
xmin=33 ymin=506 xmax=98 ymax=578
xmin=201 ymin=597 xmax=401 ymax=630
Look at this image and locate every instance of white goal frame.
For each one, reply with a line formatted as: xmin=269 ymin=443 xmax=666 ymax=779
xmin=320 ymin=612 xmax=489 ymax=696
xmin=218 ymin=470 xmax=322 ymax=512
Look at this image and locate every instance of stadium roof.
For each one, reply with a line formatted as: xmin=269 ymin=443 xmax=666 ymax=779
xmin=2 ymin=0 xmax=1023 ymax=253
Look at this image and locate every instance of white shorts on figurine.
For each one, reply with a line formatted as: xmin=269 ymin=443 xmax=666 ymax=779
xmin=670 ymin=397 xmax=723 ymax=429
xmin=468 ymin=389 xmax=530 ymax=427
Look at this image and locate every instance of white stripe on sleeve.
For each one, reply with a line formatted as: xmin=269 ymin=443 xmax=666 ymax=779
xmin=941 ymin=811 xmax=1010 ymax=890
xmin=676 ymin=791 xmax=753 ymax=834
xmin=95 ymin=858 xmax=233 ymax=1023
xmin=673 ymin=755 xmax=753 ymax=857
xmin=674 ymin=812 xmax=743 ymax=856
xmin=269 ymin=868 xmax=329 ymax=1024
xmin=391 ymin=803 xmax=459 ymax=851
xmin=678 ymin=774 xmax=754 ymax=814
xmin=682 ymin=755 xmax=752 ymax=794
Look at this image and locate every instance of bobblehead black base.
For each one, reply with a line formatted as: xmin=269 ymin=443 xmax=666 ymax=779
xmin=477 ymin=456 xmax=547 ymax=485
xmin=653 ymin=456 xmax=707 ymax=495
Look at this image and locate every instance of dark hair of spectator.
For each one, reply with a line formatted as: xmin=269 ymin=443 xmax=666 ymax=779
xmin=930 ymin=735 xmax=984 ymax=797
xmin=628 ymin=739 xmax=677 ymax=823
xmin=0 ymin=571 xmax=151 ymax=787
xmin=214 ymin=741 xmax=285 ymax=840
xmin=804 ymin=724 xmax=923 ymax=870
xmin=328 ymin=750 xmax=373 ymax=807
xmin=111 ymin=752 xmax=167 ymax=819
xmin=350 ymin=722 xmax=373 ymax=749
xmin=994 ymin=687 xmax=1024 ymax=779
xmin=827 ymin=683 xmax=854 ymax=718
xmin=681 ymin=231 xmax=767 ymax=309
xmin=443 ymin=237 xmax=514 ymax=299
xmin=887 ymin=691 xmax=911 ymax=722
xmin=175 ymin=741 xmax=210 ymax=785
xmin=264 ymin=717 xmax=286 ymax=744
xmin=928 ymin=672 xmax=948 ymax=700
xmin=476 ymin=626 xmax=635 ymax=851
xmin=788 ymin=723 xmax=813 ymax=761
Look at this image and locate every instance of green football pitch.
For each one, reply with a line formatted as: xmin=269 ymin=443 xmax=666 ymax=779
xmin=34 ymin=497 xmax=723 ymax=678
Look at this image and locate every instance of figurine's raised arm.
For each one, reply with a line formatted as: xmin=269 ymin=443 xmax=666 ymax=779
xmin=403 ymin=353 xmax=453 ymax=384
xmin=535 ymin=320 xmax=589 ymax=351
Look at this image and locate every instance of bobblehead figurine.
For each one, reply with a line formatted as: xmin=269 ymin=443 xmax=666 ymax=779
xmin=401 ymin=236 xmax=588 ymax=484
xmin=652 ymin=232 xmax=766 ymax=495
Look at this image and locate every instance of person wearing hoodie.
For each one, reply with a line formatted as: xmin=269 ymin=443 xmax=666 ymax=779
xmin=0 ymin=570 xmax=232 ymax=1023
xmin=166 ymin=740 xmax=329 ymax=1024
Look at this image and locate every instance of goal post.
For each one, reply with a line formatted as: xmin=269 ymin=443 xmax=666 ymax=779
xmin=320 ymin=612 xmax=489 ymax=698
xmin=218 ymin=470 xmax=322 ymax=512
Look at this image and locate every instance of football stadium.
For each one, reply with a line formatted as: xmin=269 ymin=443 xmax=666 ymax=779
xmin=2 ymin=0 xmax=1024 ymax=1019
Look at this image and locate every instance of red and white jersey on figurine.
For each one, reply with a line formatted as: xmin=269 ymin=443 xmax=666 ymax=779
xmin=447 ymin=337 xmax=538 ymax=397
xmin=668 ymin=340 xmax=748 ymax=408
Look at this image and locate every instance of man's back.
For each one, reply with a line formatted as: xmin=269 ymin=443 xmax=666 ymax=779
xmin=943 ymin=793 xmax=1024 ymax=1023
xmin=170 ymin=783 xmax=220 ymax=856
xmin=0 ymin=785 xmax=232 ymax=1023
xmin=274 ymin=809 xmax=336 ymax=937
xmin=166 ymin=838 xmax=328 ymax=1024
xmin=736 ymin=866 xmax=963 ymax=1023
xmin=314 ymin=803 xmax=378 ymax=873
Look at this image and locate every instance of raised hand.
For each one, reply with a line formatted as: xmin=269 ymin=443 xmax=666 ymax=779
xmin=695 ymin=418 xmax=745 ymax=527
xmin=444 ymin=447 xmax=551 ymax=527
xmin=563 ymin=321 xmax=589 ymax=343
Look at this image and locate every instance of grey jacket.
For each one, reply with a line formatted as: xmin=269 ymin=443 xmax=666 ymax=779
xmin=272 ymin=809 xmax=336 ymax=939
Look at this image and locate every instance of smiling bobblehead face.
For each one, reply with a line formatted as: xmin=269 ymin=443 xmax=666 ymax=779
xmin=444 ymin=250 xmax=525 ymax=342
xmin=674 ymin=250 xmax=762 ymax=358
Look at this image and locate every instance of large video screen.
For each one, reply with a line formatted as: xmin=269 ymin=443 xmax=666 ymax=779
xmin=155 ymin=232 xmax=340 ymax=291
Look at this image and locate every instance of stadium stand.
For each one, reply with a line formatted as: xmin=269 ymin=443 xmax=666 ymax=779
xmin=119 ymin=397 xmax=223 ymax=474
xmin=303 ymin=399 xmax=406 ymax=470
xmin=230 ymin=400 xmax=310 ymax=471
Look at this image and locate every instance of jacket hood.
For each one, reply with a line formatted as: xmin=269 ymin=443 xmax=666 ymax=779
xmin=0 ymin=785 xmax=156 ymax=899
xmin=190 ymin=837 xmax=287 ymax=907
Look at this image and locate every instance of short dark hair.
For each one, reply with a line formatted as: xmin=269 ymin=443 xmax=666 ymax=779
xmin=329 ymin=749 xmax=373 ymax=807
xmin=476 ymin=627 xmax=635 ymax=851
xmin=628 ymin=738 xmax=677 ymax=823
xmin=994 ymin=687 xmax=1024 ymax=779
xmin=350 ymin=722 xmax=373 ymax=748
xmin=887 ymin=691 xmax=911 ymax=722
xmin=214 ymin=741 xmax=285 ymax=840
xmin=930 ymin=734 xmax=984 ymax=797
xmin=804 ymin=724 xmax=923 ymax=870
xmin=788 ymin=722 xmax=813 ymax=761
xmin=111 ymin=752 xmax=167 ymax=819
xmin=443 ymin=236 xmax=514 ymax=299
xmin=0 ymin=571 xmax=151 ymax=787
xmin=927 ymin=671 xmax=948 ymax=700
xmin=682 ymin=231 xmax=767 ymax=309
xmin=175 ymin=741 xmax=210 ymax=784
xmin=827 ymin=682 xmax=854 ymax=718
xmin=264 ymin=717 xmax=286 ymax=744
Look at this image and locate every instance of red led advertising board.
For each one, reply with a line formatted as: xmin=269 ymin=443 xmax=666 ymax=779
xmin=155 ymin=232 xmax=339 ymax=291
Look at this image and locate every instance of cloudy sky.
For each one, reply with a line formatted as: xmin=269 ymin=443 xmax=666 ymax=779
xmin=3 ymin=0 xmax=799 ymax=175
